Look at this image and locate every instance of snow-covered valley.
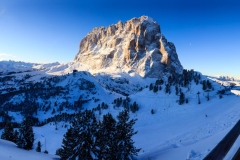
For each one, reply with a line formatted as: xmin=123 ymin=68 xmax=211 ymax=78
xmin=0 ymin=60 xmax=240 ymax=159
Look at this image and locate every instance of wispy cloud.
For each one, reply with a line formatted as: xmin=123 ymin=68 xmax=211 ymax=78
xmin=0 ymin=53 xmax=17 ymax=61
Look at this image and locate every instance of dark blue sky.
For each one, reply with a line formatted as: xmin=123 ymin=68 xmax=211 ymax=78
xmin=0 ymin=0 xmax=240 ymax=78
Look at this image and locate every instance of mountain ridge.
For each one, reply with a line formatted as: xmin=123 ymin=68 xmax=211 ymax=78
xmin=74 ymin=16 xmax=183 ymax=78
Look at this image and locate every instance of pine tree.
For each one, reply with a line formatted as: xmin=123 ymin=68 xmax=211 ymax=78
xmin=36 ymin=141 xmax=41 ymax=152
xmin=151 ymin=109 xmax=155 ymax=114
xmin=159 ymin=85 xmax=162 ymax=91
xmin=183 ymin=69 xmax=189 ymax=86
xmin=175 ymin=85 xmax=179 ymax=95
xmin=17 ymin=117 xmax=34 ymax=150
xmin=219 ymin=94 xmax=223 ymax=99
xmin=186 ymin=98 xmax=189 ymax=104
xmin=165 ymin=84 xmax=170 ymax=94
xmin=179 ymin=92 xmax=185 ymax=105
xmin=58 ymin=110 xmax=140 ymax=160
xmin=207 ymin=80 xmax=212 ymax=89
xmin=197 ymin=91 xmax=201 ymax=104
xmin=71 ymin=110 xmax=98 ymax=159
xmin=13 ymin=130 xmax=19 ymax=143
xmin=130 ymin=101 xmax=139 ymax=113
xmin=149 ymin=83 xmax=153 ymax=90
xmin=153 ymin=85 xmax=158 ymax=93
xmin=96 ymin=113 xmax=117 ymax=159
xmin=58 ymin=127 xmax=76 ymax=159
xmin=115 ymin=110 xmax=141 ymax=159
xmin=1 ymin=123 xmax=14 ymax=142
xmin=202 ymin=80 xmax=207 ymax=90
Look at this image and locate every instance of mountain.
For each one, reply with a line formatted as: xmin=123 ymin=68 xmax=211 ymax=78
xmin=74 ymin=16 xmax=183 ymax=78
xmin=0 ymin=60 xmax=60 ymax=74
xmin=215 ymin=75 xmax=235 ymax=81
xmin=0 ymin=16 xmax=240 ymax=160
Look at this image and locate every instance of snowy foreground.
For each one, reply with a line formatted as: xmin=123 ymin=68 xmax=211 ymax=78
xmin=134 ymin=95 xmax=240 ymax=160
xmin=0 ymin=139 xmax=59 ymax=160
xmin=1 ymin=96 xmax=240 ymax=160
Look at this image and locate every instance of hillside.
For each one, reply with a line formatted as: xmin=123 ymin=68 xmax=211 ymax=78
xmin=0 ymin=139 xmax=59 ymax=160
xmin=1 ymin=16 xmax=240 ymax=160
xmin=0 ymin=60 xmax=240 ymax=159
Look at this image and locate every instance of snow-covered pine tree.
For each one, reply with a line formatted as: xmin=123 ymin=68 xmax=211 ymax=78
xmin=13 ymin=130 xmax=19 ymax=143
xmin=17 ymin=116 xmax=34 ymax=150
xmin=115 ymin=110 xmax=140 ymax=160
xmin=58 ymin=126 xmax=76 ymax=159
xmin=96 ymin=113 xmax=117 ymax=159
xmin=71 ymin=110 xmax=98 ymax=159
xmin=1 ymin=122 xmax=14 ymax=142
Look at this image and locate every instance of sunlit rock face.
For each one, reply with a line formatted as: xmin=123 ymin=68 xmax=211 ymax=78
xmin=74 ymin=16 xmax=183 ymax=77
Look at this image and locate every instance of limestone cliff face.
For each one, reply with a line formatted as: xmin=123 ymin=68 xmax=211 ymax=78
xmin=74 ymin=16 xmax=183 ymax=77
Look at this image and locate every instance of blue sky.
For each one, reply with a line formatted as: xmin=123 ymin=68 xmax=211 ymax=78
xmin=0 ymin=0 xmax=239 ymax=78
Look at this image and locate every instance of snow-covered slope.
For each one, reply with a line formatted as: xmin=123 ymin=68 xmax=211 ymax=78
xmin=0 ymin=139 xmax=59 ymax=160
xmin=208 ymin=75 xmax=240 ymax=87
xmin=0 ymin=60 xmax=60 ymax=74
xmin=1 ymin=60 xmax=240 ymax=159
xmin=132 ymin=83 xmax=240 ymax=159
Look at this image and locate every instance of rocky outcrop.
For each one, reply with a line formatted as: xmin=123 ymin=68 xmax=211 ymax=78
xmin=74 ymin=16 xmax=183 ymax=77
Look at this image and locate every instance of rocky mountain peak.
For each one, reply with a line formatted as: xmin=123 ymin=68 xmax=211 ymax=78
xmin=74 ymin=16 xmax=183 ymax=77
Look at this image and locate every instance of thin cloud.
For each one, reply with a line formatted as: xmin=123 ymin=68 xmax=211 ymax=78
xmin=0 ymin=53 xmax=17 ymax=61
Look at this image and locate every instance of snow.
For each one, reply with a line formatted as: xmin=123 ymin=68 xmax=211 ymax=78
xmin=231 ymin=89 xmax=240 ymax=95
xmin=134 ymin=96 xmax=240 ymax=159
xmin=0 ymin=60 xmax=34 ymax=73
xmin=33 ymin=122 xmax=68 ymax=154
xmin=1 ymin=60 xmax=240 ymax=159
xmin=224 ymin=135 xmax=240 ymax=160
xmin=0 ymin=139 xmax=59 ymax=160
xmin=140 ymin=16 xmax=155 ymax=23
xmin=131 ymin=83 xmax=240 ymax=159
xmin=0 ymin=60 xmax=60 ymax=73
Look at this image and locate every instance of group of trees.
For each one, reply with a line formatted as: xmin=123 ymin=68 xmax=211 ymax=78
xmin=112 ymin=97 xmax=139 ymax=113
xmin=149 ymin=79 xmax=163 ymax=93
xmin=0 ymin=71 xmax=102 ymax=123
xmin=0 ymin=73 xmax=70 ymax=114
xmin=148 ymin=70 xmax=202 ymax=95
xmin=1 ymin=116 xmax=34 ymax=150
xmin=202 ymin=80 xmax=213 ymax=91
xmin=57 ymin=109 xmax=140 ymax=160
xmin=146 ymin=69 xmax=216 ymax=105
